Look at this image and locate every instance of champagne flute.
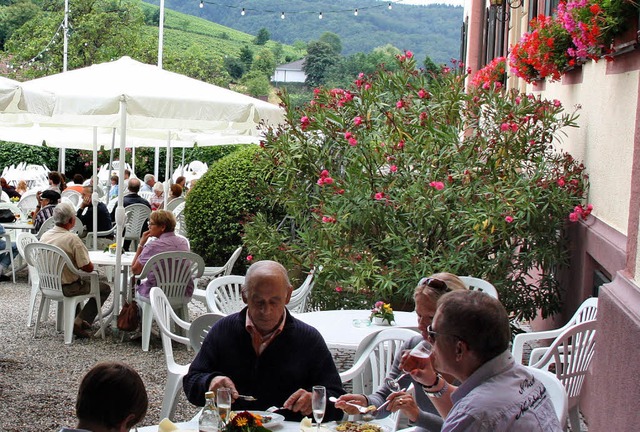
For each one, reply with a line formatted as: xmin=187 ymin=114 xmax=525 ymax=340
xmin=217 ymin=387 xmax=232 ymax=426
xmin=312 ymin=385 xmax=326 ymax=432
xmin=385 ymin=340 xmax=433 ymax=391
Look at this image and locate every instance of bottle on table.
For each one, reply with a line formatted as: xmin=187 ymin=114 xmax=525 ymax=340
xmin=199 ymin=391 xmax=221 ymax=432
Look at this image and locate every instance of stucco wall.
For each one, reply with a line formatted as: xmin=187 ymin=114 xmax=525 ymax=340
xmin=530 ymin=61 xmax=638 ymax=236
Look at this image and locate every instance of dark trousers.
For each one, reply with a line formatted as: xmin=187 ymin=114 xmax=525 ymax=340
xmin=62 ymin=279 xmax=111 ymax=324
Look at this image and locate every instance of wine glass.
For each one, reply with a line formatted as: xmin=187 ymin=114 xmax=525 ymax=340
xmin=312 ymin=385 xmax=326 ymax=432
xmin=385 ymin=340 xmax=433 ymax=391
xmin=217 ymin=387 xmax=232 ymax=426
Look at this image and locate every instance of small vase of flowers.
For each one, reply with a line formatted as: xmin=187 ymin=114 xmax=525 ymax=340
xmin=223 ymin=411 xmax=271 ymax=432
xmin=370 ymin=301 xmax=395 ymax=325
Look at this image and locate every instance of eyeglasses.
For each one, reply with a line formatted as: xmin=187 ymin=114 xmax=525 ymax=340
xmin=419 ymin=277 xmax=451 ymax=293
xmin=426 ymin=324 xmax=460 ymax=344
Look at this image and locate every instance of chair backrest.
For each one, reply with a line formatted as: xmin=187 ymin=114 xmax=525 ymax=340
xmin=17 ymin=232 xmax=39 ymax=282
xmin=17 ymin=192 xmax=38 ymax=214
xmin=1 ymin=190 xmax=9 ymax=202
xmin=188 ymin=313 xmax=226 ymax=354
xmin=166 ymin=196 xmax=185 ymax=213
xmin=61 ymin=189 xmax=82 ymax=208
xmin=140 ymin=251 xmax=205 ymax=302
xmin=458 ymin=276 xmax=499 ymax=299
xmin=106 ymin=197 xmax=118 ymax=213
xmin=525 ymin=366 xmax=569 ymax=427
xmin=23 ymin=242 xmax=76 ymax=296
xmin=172 ymin=202 xmax=186 ymax=237
xmin=35 ymin=216 xmax=56 ymax=239
xmin=205 ymin=275 xmax=246 ymax=315
xmin=0 ymin=201 xmax=26 ymax=220
xmin=530 ymin=319 xmax=597 ymax=412
xmin=139 ymin=190 xmax=154 ymax=202
xmin=565 ymin=297 xmax=598 ymax=327
xmin=149 ymin=286 xmax=190 ymax=362
xmin=287 ymin=267 xmax=319 ymax=313
xmin=124 ymin=204 xmax=152 ymax=241
xmin=221 ymin=246 xmax=243 ymax=276
xmin=341 ymin=328 xmax=421 ymax=395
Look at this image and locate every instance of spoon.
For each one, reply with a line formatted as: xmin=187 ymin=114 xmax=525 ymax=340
xmin=328 ymin=396 xmax=374 ymax=414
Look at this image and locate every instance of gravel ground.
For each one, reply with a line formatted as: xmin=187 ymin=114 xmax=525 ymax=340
xmin=0 ymin=270 xmax=354 ymax=431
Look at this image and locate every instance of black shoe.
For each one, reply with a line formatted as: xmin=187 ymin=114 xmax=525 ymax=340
xmin=0 ymin=274 xmax=9 ymax=282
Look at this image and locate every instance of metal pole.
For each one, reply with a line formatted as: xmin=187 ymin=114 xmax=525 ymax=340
xmin=158 ymin=0 xmax=165 ymax=69
xmin=63 ymin=0 xmax=69 ymax=72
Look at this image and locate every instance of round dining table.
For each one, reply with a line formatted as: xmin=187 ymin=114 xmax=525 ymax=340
xmin=294 ymin=309 xmax=419 ymax=350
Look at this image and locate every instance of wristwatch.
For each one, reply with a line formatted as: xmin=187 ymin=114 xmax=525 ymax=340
xmin=423 ymin=379 xmax=449 ymax=398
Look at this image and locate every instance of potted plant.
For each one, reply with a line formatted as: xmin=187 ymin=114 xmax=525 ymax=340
xmin=369 ymin=301 xmax=395 ymax=325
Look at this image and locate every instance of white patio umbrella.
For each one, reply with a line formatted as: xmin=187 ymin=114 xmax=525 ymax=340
xmin=0 ymin=56 xmax=284 ymax=317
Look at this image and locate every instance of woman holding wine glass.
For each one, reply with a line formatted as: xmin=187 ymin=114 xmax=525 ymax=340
xmin=335 ymin=273 xmax=467 ymax=431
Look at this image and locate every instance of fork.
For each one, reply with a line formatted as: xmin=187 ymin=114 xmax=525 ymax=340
xmin=266 ymin=405 xmax=286 ymax=413
xmin=328 ymin=396 xmax=373 ymax=414
xmin=237 ymin=394 xmax=257 ymax=401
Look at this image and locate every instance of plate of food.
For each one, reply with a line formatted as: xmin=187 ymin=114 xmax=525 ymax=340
xmin=247 ymin=411 xmax=285 ymax=428
xmin=333 ymin=421 xmax=390 ymax=432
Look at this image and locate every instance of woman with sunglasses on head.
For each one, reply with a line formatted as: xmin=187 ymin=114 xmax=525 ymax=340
xmin=335 ymin=273 xmax=467 ymax=431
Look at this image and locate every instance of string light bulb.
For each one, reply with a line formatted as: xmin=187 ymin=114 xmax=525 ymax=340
xmin=241 ymin=8 xmax=245 ymax=16
xmin=354 ymin=8 xmax=358 ymax=16
xmin=199 ymin=0 xmax=204 ymax=8
xmin=281 ymin=11 xmax=285 ymax=19
xmin=319 ymin=11 xmax=323 ymax=19
xmin=388 ymin=2 xmax=393 ymax=9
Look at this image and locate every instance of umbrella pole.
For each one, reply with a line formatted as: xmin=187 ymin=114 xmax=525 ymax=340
xmin=165 ymin=131 xmax=171 ymax=208
xmin=154 ymin=147 xmax=159 ymax=180
xmin=114 ymin=101 xmax=127 ymax=330
xmin=106 ymin=128 xmax=116 ymax=199
xmin=92 ymin=127 xmax=98 ymax=251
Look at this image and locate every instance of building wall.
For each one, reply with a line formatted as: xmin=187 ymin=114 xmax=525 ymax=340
xmin=272 ymin=70 xmax=306 ymax=83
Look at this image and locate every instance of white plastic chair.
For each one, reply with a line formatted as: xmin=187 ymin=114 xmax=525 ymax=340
xmin=16 ymin=232 xmax=39 ymax=327
xmin=192 ymin=246 xmax=243 ymax=304
xmin=139 ymin=190 xmax=154 ymax=202
xmin=188 ymin=312 xmax=225 ymax=355
xmin=0 ymin=230 xmax=16 ymax=283
xmin=340 ymin=328 xmax=421 ymax=428
xmin=123 ymin=203 xmax=151 ymax=250
xmin=166 ymin=196 xmax=185 ymax=213
xmin=61 ymin=189 xmax=82 ymax=209
xmin=457 ymin=276 xmax=499 ymax=299
xmin=24 ymin=242 xmax=105 ymax=344
xmin=149 ymin=286 xmax=191 ymax=421
xmin=287 ymin=266 xmax=320 ymax=313
xmin=512 ymin=297 xmax=598 ymax=365
xmin=134 ymin=251 xmax=205 ymax=351
xmin=529 ymin=319 xmax=597 ymax=432
xmin=1 ymin=190 xmax=9 ymax=202
xmin=106 ymin=197 xmax=118 ymax=213
xmin=525 ymin=366 xmax=569 ymax=428
xmin=205 ymin=275 xmax=246 ymax=315
xmin=172 ymin=201 xmax=187 ymax=237
xmin=35 ymin=216 xmax=56 ymax=239
xmin=17 ymin=191 xmax=38 ymax=215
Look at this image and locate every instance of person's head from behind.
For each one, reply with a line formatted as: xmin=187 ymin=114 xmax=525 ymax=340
xmin=73 ymin=174 xmax=84 ymax=185
xmin=128 ymin=178 xmax=141 ymax=193
xmin=144 ymin=174 xmax=155 ymax=187
xmin=413 ymin=272 xmax=467 ymax=339
xmin=170 ymin=184 xmax=182 ymax=198
xmin=0 ymin=177 xmax=7 ymax=188
xmin=149 ymin=209 xmax=176 ymax=236
xmin=75 ymin=362 xmax=148 ymax=432
xmin=48 ymin=171 xmax=62 ymax=187
xmin=53 ymin=202 xmax=76 ymax=228
xmin=17 ymin=180 xmax=27 ymax=191
xmin=124 ymin=169 xmax=131 ymax=180
xmin=430 ymin=290 xmax=510 ymax=380
xmin=175 ymin=176 xmax=186 ymax=187
xmin=242 ymin=260 xmax=293 ymax=335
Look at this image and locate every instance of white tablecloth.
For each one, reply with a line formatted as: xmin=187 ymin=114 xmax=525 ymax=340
xmin=294 ymin=310 xmax=419 ymax=349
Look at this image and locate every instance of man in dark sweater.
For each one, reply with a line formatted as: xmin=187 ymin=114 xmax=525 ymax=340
xmin=110 ymin=178 xmax=150 ymax=251
xmin=183 ymin=260 xmax=345 ymax=422
xmin=77 ymin=186 xmax=113 ymax=236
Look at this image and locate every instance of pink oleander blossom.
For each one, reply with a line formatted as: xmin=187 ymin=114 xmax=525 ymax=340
xmin=374 ymin=192 xmax=385 ymax=200
xmin=505 ymin=216 xmax=514 ymax=223
xmin=429 ymin=181 xmax=445 ymax=190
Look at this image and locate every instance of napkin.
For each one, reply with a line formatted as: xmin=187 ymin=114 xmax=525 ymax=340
xmin=300 ymin=417 xmax=333 ymax=432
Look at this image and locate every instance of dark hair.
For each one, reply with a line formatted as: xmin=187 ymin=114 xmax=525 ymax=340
xmin=48 ymin=171 xmax=62 ymax=186
xmin=175 ymin=176 xmax=186 ymax=186
xmin=110 ymin=175 xmax=119 ymax=183
xmin=170 ymin=183 xmax=183 ymax=198
xmin=73 ymin=174 xmax=84 ymax=184
xmin=76 ymin=362 xmax=148 ymax=429
xmin=437 ymin=290 xmax=510 ymax=364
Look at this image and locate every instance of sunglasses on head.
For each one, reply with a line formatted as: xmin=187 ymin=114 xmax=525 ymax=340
xmin=419 ymin=277 xmax=451 ymax=293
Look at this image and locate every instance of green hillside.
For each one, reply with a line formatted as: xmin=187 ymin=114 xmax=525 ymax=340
xmin=144 ymin=0 xmax=464 ymax=64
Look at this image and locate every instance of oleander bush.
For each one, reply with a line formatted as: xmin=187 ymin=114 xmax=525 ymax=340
xmin=243 ymin=53 xmax=590 ymax=321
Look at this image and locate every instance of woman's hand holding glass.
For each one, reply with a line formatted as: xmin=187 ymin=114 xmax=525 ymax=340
xmin=398 ymin=341 xmax=438 ymax=387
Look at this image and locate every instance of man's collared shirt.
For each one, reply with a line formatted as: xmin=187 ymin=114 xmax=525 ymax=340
xmin=245 ymin=311 xmax=286 ymax=355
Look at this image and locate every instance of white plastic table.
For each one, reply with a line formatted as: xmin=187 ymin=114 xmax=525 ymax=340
xmin=89 ymin=250 xmax=135 ymax=328
xmin=294 ymin=309 xmax=419 ymax=349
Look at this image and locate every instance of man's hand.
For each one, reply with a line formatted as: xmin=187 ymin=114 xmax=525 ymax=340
xmin=208 ymin=376 xmax=239 ymax=400
xmin=82 ymin=195 xmax=91 ymax=208
xmin=284 ymin=389 xmax=312 ymax=416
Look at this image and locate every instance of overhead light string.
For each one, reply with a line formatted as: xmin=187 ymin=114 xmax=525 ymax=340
xmin=196 ymin=1 xmax=404 ymax=18
xmin=9 ymin=19 xmax=65 ymax=70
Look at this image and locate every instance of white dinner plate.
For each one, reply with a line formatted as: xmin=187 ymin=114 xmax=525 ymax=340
xmin=249 ymin=411 xmax=285 ymax=428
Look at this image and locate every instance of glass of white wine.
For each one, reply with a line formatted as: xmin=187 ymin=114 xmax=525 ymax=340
xmin=217 ymin=387 xmax=232 ymax=426
xmin=312 ymin=385 xmax=326 ymax=432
